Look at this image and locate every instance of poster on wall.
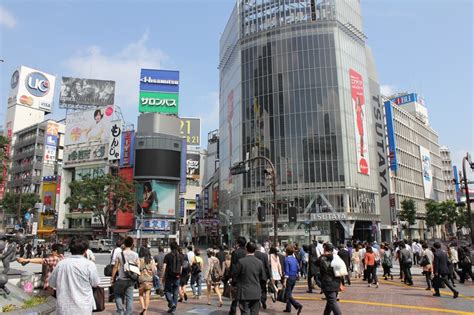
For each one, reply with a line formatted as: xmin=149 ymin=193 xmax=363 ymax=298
xmin=420 ymin=146 xmax=434 ymax=199
xmin=186 ymin=153 xmax=200 ymax=180
xmin=59 ymin=77 xmax=115 ymax=108
xmin=65 ymin=106 xmax=114 ymax=145
xmin=349 ymin=69 xmax=369 ymax=175
xmin=41 ymin=182 xmax=56 ymax=210
xmin=136 ymin=180 xmax=177 ymax=216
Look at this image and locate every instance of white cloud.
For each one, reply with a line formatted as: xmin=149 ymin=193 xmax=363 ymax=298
xmin=64 ymin=32 xmax=168 ymax=111
xmin=380 ymin=84 xmax=397 ymax=97
xmin=0 ymin=6 xmax=17 ymax=28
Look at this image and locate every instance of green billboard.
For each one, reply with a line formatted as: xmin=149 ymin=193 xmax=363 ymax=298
xmin=139 ymin=91 xmax=179 ymax=114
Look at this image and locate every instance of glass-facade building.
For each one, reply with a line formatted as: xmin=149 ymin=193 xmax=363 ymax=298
xmin=219 ymin=0 xmax=385 ymax=244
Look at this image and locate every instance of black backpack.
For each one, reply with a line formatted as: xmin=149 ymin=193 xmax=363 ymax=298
xmin=191 ymin=258 xmax=202 ymax=275
xmin=167 ymin=252 xmax=182 ymax=279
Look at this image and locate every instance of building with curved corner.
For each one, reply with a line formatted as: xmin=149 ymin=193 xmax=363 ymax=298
xmin=218 ymin=0 xmax=388 ymax=244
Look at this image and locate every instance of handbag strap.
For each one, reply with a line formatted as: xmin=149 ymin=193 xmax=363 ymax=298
xmin=109 ymin=248 xmax=116 ymax=265
xmin=121 ymin=251 xmax=128 ymax=273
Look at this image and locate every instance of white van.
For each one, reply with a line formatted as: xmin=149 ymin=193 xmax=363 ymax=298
xmin=89 ymin=239 xmax=113 ymax=253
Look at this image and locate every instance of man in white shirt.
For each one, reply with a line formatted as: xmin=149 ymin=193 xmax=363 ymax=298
xmin=49 ymin=237 xmax=100 ymax=315
xmin=316 ymin=240 xmax=324 ymax=258
xmin=187 ymin=245 xmax=195 ymax=265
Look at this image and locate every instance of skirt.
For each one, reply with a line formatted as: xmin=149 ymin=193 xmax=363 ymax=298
xmin=272 ymin=270 xmax=281 ymax=281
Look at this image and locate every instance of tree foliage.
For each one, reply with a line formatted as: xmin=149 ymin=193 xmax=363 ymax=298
xmin=0 ymin=192 xmax=41 ymax=216
xmin=399 ymin=199 xmax=417 ymax=226
xmin=0 ymin=135 xmax=10 ymax=183
xmin=63 ymin=174 xmax=135 ymax=232
xmin=439 ymin=200 xmax=458 ymax=224
xmin=456 ymin=205 xmax=470 ymax=229
xmin=425 ymin=199 xmax=443 ymax=227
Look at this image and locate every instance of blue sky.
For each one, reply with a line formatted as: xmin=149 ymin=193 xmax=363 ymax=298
xmin=0 ymin=0 xmax=472 ymax=167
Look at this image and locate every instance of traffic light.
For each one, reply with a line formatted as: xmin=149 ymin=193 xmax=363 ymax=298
xmin=289 ymin=206 xmax=297 ymax=223
xmin=257 ymin=203 xmax=266 ymax=222
xmin=230 ymin=161 xmax=248 ymax=175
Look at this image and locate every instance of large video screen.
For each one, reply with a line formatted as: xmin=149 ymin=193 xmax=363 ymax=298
xmin=134 ymin=149 xmax=180 ymax=178
xmin=136 ymin=180 xmax=177 ymax=216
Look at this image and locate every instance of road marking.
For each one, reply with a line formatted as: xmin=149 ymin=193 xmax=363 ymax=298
xmin=293 ymin=296 xmax=474 ymax=315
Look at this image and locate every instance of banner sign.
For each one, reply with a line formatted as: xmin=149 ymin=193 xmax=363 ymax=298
xmin=453 ymin=165 xmax=461 ymax=202
xmin=120 ymin=130 xmax=135 ymax=167
xmin=390 ymin=93 xmax=425 ymax=107
xmin=108 ymin=120 xmax=122 ymax=161
xmin=59 ymin=77 xmax=115 ymax=108
xmin=179 ymin=117 xmax=201 ymax=146
xmin=65 ymin=106 xmax=114 ymax=145
xmin=384 ymin=101 xmax=398 ymax=171
xmin=142 ymin=219 xmax=171 ymax=231
xmin=44 ymin=122 xmax=59 ymax=163
xmin=8 ymin=66 xmax=56 ymax=113
xmin=139 ymin=91 xmax=179 ymax=114
xmin=420 ymin=146 xmax=434 ymax=199
xmin=139 ymin=69 xmax=179 ymax=93
xmin=64 ymin=144 xmax=107 ymax=166
xmin=349 ymin=69 xmax=369 ymax=175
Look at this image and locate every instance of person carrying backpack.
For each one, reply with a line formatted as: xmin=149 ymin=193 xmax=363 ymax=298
xmin=205 ymin=249 xmax=223 ymax=307
xmin=380 ymin=244 xmax=393 ymax=281
xmin=190 ymin=248 xmax=203 ymax=299
xmin=162 ymin=241 xmax=184 ymax=314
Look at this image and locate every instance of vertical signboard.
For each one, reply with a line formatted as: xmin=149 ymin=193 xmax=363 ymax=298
xmin=453 ymin=165 xmax=461 ymax=202
xmin=349 ymin=69 xmax=369 ymax=175
xmin=180 ymin=138 xmax=187 ymax=194
xmin=108 ymin=120 xmax=123 ymax=161
xmin=120 ymin=130 xmax=135 ymax=167
xmin=420 ymin=146 xmax=434 ymax=199
xmin=44 ymin=122 xmax=59 ymax=164
xmin=384 ymin=101 xmax=398 ymax=171
xmin=179 ymin=118 xmax=201 ymax=146
xmin=0 ymin=122 xmax=13 ymax=199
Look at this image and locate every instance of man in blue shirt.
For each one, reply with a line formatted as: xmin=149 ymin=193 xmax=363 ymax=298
xmin=283 ymin=245 xmax=303 ymax=314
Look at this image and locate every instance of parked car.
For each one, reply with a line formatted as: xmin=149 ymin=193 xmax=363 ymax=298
xmin=89 ymin=239 xmax=113 ymax=253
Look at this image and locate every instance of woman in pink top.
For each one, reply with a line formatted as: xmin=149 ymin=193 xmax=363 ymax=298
xmin=268 ymin=247 xmax=282 ymax=302
xmin=364 ymin=246 xmax=379 ymax=288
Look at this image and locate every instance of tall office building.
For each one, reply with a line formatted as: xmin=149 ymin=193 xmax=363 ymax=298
xmin=384 ymin=93 xmax=445 ymax=240
xmin=219 ymin=0 xmax=387 ymax=244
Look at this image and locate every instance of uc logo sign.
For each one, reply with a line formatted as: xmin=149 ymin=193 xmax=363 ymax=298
xmin=10 ymin=70 xmax=19 ymax=89
xmin=25 ymin=72 xmax=50 ymax=97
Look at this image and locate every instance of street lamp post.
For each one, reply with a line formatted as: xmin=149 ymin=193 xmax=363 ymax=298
xmin=230 ymin=155 xmax=278 ymax=246
xmin=462 ymin=153 xmax=473 ymax=245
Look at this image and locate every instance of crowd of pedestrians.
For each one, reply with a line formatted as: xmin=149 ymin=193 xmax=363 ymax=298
xmin=9 ymin=234 xmax=473 ymax=315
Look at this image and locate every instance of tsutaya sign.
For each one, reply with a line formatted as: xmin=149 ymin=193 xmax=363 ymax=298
xmin=310 ymin=213 xmax=347 ymax=221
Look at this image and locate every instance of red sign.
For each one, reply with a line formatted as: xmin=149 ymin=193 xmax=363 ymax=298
xmin=119 ymin=167 xmax=133 ymax=183
xmin=0 ymin=123 xmax=13 ymax=199
xmin=350 ymin=69 xmax=369 ymax=175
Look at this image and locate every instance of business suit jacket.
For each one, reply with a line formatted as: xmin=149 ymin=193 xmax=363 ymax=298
xmin=338 ymin=249 xmax=351 ymax=268
xmin=308 ymin=243 xmax=319 ymax=275
xmin=433 ymin=249 xmax=450 ymax=275
xmin=255 ymin=250 xmax=271 ymax=280
xmin=230 ymin=247 xmax=247 ymax=285
xmin=277 ymin=253 xmax=286 ymax=276
xmin=233 ymin=254 xmax=267 ymax=301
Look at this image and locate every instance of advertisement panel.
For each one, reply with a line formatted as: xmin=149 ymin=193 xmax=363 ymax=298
xmin=59 ymin=77 xmax=115 ymax=108
xmin=75 ymin=165 xmax=107 ymax=181
xmin=139 ymin=69 xmax=179 ymax=93
xmin=453 ymin=165 xmax=461 ymax=202
xmin=136 ymin=180 xmax=177 ymax=216
xmin=349 ymin=69 xmax=369 ymax=175
xmin=420 ymin=146 xmax=434 ymax=199
xmin=120 ymin=131 xmax=135 ymax=167
xmin=64 ymin=106 xmax=114 ymax=145
xmin=390 ymin=93 xmax=425 ymax=107
xmin=179 ymin=117 xmax=201 ymax=146
xmin=44 ymin=122 xmax=59 ymax=164
xmin=41 ymin=182 xmax=57 ymax=211
xmin=108 ymin=120 xmax=122 ymax=161
xmin=0 ymin=122 xmax=13 ymax=199
xmin=138 ymin=91 xmax=179 ymax=114
xmin=384 ymin=101 xmax=398 ymax=171
xmin=186 ymin=153 xmax=200 ymax=181
xmin=142 ymin=219 xmax=171 ymax=231
xmin=64 ymin=144 xmax=107 ymax=167
xmin=8 ymin=66 xmax=56 ymax=113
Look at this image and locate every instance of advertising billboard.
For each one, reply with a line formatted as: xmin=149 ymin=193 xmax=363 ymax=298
xmin=136 ymin=180 xmax=177 ymax=217
xmin=139 ymin=91 xmax=179 ymax=114
xmin=140 ymin=69 xmax=179 ymax=93
xmin=65 ymin=106 xmax=114 ymax=146
xmin=453 ymin=165 xmax=461 ymax=202
xmin=186 ymin=153 xmax=200 ymax=180
xmin=179 ymin=117 xmax=201 ymax=146
xmin=390 ymin=93 xmax=425 ymax=107
xmin=120 ymin=131 xmax=135 ymax=167
xmin=64 ymin=144 xmax=107 ymax=167
xmin=142 ymin=219 xmax=171 ymax=231
xmin=59 ymin=77 xmax=115 ymax=108
xmin=349 ymin=69 xmax=369 ymax=175
xmin=420 ymin=146 xmax=434 ymax=199
xmin=108 ymin=120 xmax=122 ymax=161
xmin=41 ymin=182 xmax=57 ymax=211
xmin=384 ymin=100 xmax=398 ymax=172
xmin=44 ymin=122 xmax=59 ymax=164
xmin=8 ymin=66 xmax=56 ymax=113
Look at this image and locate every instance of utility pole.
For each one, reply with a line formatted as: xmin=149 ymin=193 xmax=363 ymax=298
xmin=462 ymin=153 xmax=473 ymax=245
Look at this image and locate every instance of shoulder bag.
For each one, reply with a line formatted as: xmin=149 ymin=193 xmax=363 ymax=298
xmin=104 ymin=248 xmax=116 ymax=277
xmin=121 ymin=252 xmax=140 ymax=281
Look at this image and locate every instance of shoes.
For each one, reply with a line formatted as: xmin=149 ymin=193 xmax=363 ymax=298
xmin=384 ymin=277 xmax=388 ymax=281
xmin=283 ymin=310 xmax=291 ymax=313
xmin=433 ymin=293 xmax=441 ymax=297
xmin=368 ymin=284 xmax=372 ymax=287
xmin=391 ymin=275 xmax=394 ymax=280
xmin=453 ymin=291 xmax=459 ymax=299
xmin=262 ymin=302 xmax=267 ymax=309
xmin=271 ymin=295 xmax=276 ymax=303
xmin=375 ymin=283 xmax=379 ymax=288
xmin=178 ymin=298 xmax=183 ymax=302
xmin=425 ymin=287 xmax=431 ymax=290
xmin=184 ymin=293 xmax=188 ymax=301
xmin=218 ymin=301 xmax=223 ymax=307
xmin=297 ymin=305 xmax=303 ymax=315
xmin=167 ymin=305 xmax=176 ymax=313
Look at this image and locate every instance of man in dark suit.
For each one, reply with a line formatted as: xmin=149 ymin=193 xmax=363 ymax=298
xmin=255 ymin=243 xmax=271 ymax=309
xmin=432 ymin=242 xmax=458 ymax=298
xmin=232 ymin=241 xmax=267 ymax=315
xmin=307 ymin=241 xmax=321 ymax=292
xmin=337 ymin=244 xmax=351 ymax=285
xmin=229 ymin=237 xmax=247 ymax=315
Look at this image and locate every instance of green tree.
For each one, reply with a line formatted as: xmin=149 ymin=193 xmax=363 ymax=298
xmin=0 ymin=192 xmax=41 ymax=216
xmin=0 ymin=135 xmax=10 ymax=183
xmin=399 ymin=199 xmax=417 ymax=238
xmin=425 ymin=200 xmax=443 ymax=238
xmin=64 ymin=174 xmax=135 ymax=233
xmin=456 ymin=205 xmax=470 ymax=229
xmin=439 ymin=200 xmax=458 ymax=236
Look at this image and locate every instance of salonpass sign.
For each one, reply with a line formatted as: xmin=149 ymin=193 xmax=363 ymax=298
xmin=139 ymin=91 xmax=179 ymax=114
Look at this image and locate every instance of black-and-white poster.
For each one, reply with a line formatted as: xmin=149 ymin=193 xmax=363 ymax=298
xmin=59 ymin=77 xmax=115 ymax=108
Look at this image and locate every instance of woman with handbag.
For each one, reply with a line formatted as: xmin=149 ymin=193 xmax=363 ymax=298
xmin=178 ymin=250 xmax=191 ymax=303
xmin=222 ymin=253 xmax=233 ymax=299
xmin=269 ymin=246 xmax=282 ymax=302
xmin=138 ymin=247 xmax=156 ymax=315
xmin=205 ymin=249 xmax=223 ymax=307
xmin=420 ymin=243 xmax=434 ymax=290
xmin=364 ymin=246 xmax=379 ymax=288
